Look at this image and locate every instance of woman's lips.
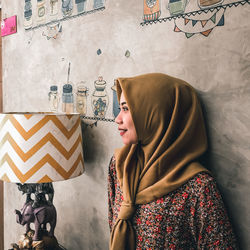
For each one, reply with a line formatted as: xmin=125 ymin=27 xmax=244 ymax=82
xmin=119 ymin=129 xmax=127 ymax=136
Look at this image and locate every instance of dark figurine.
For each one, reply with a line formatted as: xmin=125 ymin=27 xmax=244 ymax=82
xmin=15 ymin=201 xmax=57 ymax=241
xmin=17 ymin=183 xmax=54 ymax=208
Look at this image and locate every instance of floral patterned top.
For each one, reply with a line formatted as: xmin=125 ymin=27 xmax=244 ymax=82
xmin=108 ymin=156 xmax=238 ymax=249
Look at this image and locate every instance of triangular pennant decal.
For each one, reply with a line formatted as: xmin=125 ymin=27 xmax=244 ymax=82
xmin=192 ymin=20 xmax=198 ymax=26
xmin=201 ymin=29 xmax=213 ymax=37
xmin=201 ymin=20 xmax=208 ymax=28
xmin=217 ymin=14 xmax=224 ymax=26
xmin=211 ymin=13 xmax=216 ymax=24
xmin=184 ymin=18 xmax=190 ymax=25
xmin=174 ymin=25 xmax=181 ymax=32
xmin=185 ymin=32 xmax=194 ymax=38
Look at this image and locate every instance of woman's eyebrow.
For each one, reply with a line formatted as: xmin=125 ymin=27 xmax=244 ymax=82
xmin=120 ymin=102 xmax=127 ymax=106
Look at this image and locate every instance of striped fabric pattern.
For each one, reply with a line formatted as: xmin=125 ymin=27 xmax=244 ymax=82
xmin=0 ymin=113 xmax=84 ymax=183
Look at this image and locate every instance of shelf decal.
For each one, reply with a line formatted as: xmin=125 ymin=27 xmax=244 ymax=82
xmin=141 ymin=0 xmax=250 ymax=38
xmin=24 ymin=0 xmax=106 ymax=31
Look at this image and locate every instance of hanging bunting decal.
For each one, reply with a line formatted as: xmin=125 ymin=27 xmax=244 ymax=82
xmin=174 ymin=8 xmax=225 ymax=38
xmin=211 ymin=13 xmax=217 ymax=23
xmin=184 ymin=18 xmax=190 ymax=25
xmin=217 ymin=14 xmax=225 ymax=25
xmin=185 ymin=32 xmax=195 ymax=38
xmin=201 ymin=20 xmax=208 ymax=27
xmin=141 ymin=0 xmax=250 ymax=38
xmin=174 ymin=25 xmax=181 ymax=32
xmin=192 ymin=20 xmax=198 ymax=26
xmin=201 ymin=28 xmax=213 ymax=36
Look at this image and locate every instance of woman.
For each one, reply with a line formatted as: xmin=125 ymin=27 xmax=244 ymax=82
xmin=108 ymin=73 xmax=237 ymax=249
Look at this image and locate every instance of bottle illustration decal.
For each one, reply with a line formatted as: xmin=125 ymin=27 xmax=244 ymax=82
xmin=75 ymin=0 xmax=87 ymax=13
xmin=111 ymin=79 xmax=119 ymax=118
xmin=93 ymin=0 xmax=104 ymax=9
xmin=76 ymin=82 xmax=88 ymax=115
xmin=24 ymin=0 xmax=33 ymax=29
xmin=50 ymin=0 xmax=59 ymax=19
xmin=48 ymin=85 xmax=59 ymax=112
xmin=37 ymin=0 xmax=46 ymax=23
xmin=62 ymin=83 xmax=74 ymax=113
xmin=91 ymin=76 xmax=109 ymax=118
xmin=62 ymin=0 xmax=73 ymax=17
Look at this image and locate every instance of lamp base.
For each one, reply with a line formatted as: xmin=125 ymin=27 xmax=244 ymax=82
xmin=9 ymin=230 xmax=66 ymax=250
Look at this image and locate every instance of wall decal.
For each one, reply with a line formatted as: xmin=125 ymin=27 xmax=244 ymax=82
xmin=111 ymin=80 xmax=119 ymax=118
xmin=198 ymin=0 xmax=224 ymax=9
xmin=75 ymin=0 xmax=87 ymax=13
xmin=91 ymin=76 xmax=109 ymax=118
xmin=36 ymin=0 xmax=46 ymax=24
xmin=42 ymin=22 xmax=62 ymax=40
xmin=1 ymin=15 xmax=17 ymax=37
xmin=24 ymin=0 xmax=105 ymax=31
xmin=125 ymin=50 xmax=131 ymax=58
xmin=62 ymin=0 xmax=73 ymax=17
xmin=49 ymin=0 xmax=59 ymax=20
xmin=141 ymin=0 xmax=250 ymax=38
xmin=167 ymin=0 xmax=189 ymax=15
xmin=48 ymin=85 xmax=59 ymax=112
xmin=174 ymin=8 xmax=225 ymax=37
xmin=76 ymin=82 xmax=89 ymax=116
xmin=62 ymin=83 xmax=74 ymax=113
xmin=143 ymin=0 xmax=161 ymax=20
xmin=24 ymin=0 xmax=33 ymax=29
xmin=93 ymin=0 xmax=104 ymax=9
xmin=97 ymin=49 xmax=102 ymax=55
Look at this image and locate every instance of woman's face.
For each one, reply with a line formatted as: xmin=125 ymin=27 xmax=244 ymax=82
xmin=115 ymin=92 xmax=138 ymax=145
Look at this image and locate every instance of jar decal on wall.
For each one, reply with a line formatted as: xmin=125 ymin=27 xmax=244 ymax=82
xmin=93 ymin=0 xmax=104 ymax=9
xmin=37 ymin=0 xmax=46 ymax=23
xmin=143 ymin=0 xmax=161 ymax=21
xmin=62 ymin=0 xmax=73 ymax=17
xmin=198 ymin=0 xmax=223 ymax=9
xmin=75 ymin=0 xmax=87 ymax=13
xmin=24 ymin=0 xmax=33 ymax=29
xmin=48 ymin=85 xmax=59 ymax=112
xmin=111 ymin=79 xmax=119 ymax=118
xmin=167 ymin=0 xmax=188 ymax=16
xmin=62 ymin=83 xmax=74 ymax=113
xmin=91 ymin=76 xmax=109 ymax=118
xmin=50 ymin=0 xmax=59 ymax=18
xmin=76 ymin=82 xmax=88 ymax=116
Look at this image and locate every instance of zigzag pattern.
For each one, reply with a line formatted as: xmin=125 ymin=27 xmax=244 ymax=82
xmin=0 ymin=113 xmax=84 ymax=183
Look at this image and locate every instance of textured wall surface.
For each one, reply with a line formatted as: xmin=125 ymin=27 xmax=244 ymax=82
xmin=2 ymin=0 xmax=250 ymax=249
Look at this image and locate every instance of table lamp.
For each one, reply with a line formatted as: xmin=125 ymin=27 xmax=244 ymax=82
xmin=0 ymin=113 xmax=84 ymax=250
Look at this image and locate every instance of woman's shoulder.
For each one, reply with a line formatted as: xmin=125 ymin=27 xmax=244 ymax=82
xmin=184 ymin=172 xmax=219 ymax=197
xmin=109 ymin=155 xmax=116 ymax=167
xmin=108 ymin=155 xmax=116 ymax=176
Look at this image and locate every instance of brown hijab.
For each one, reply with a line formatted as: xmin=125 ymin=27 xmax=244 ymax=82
xmin=110 ymin=73 xmax=210 ymax=250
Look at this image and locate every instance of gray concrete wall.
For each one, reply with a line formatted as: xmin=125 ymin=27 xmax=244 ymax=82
xmin=2 ymin=0 xmax=250 ymax=249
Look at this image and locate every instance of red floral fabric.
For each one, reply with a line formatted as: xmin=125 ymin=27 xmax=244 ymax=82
xmin=108 ymin=156 xmax=238 ymax=249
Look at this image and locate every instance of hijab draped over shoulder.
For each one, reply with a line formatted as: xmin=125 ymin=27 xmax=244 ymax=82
xmin=110 ymin=73 xmax=210 ymax=250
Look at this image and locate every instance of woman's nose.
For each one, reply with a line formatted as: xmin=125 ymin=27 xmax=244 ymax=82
xmin=115 ymin=111 xmax=122 ymax=124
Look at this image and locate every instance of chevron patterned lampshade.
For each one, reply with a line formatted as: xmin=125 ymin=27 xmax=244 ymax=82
xmin=0 ymin=113 xmax=84 ymax=183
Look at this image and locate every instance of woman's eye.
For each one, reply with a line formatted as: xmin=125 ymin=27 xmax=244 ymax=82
xmin=123 ymin=107 xmax=129 ymax=111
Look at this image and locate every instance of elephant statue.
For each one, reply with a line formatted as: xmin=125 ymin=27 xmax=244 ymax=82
xmin=15 ymin=201 xmax=57 ymax=241
xmin=17 ymin=183 xmax=54 ymax=208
